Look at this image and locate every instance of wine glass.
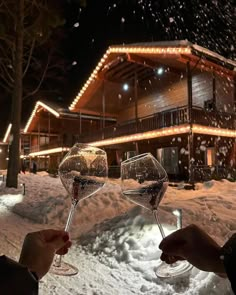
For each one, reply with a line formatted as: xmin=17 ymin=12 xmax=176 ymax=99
xmin=51 ymin=143 xmax=108 ymax=276
xmin=121 ymin=153 xmax=192 ymax=279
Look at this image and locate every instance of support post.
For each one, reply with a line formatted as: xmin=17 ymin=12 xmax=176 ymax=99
xmin=79 ymin=111 xmax=82 ymax=135
xmin=212 ymin=73 xmax=216 ymax=110
xmin=38 ymin=117 xmax=40 ymax=151
xmin=134 ymin=72 xmax=139 ymax=155
xmin=234 ymin=77 xmax=236 ymax=172
xmin=187 ymin=62 xmax=194 ymax=184
xmin=102 ymin=81 xmax=106 ymax=129
xmin=48 ymin=113 xmax=51 ymax=144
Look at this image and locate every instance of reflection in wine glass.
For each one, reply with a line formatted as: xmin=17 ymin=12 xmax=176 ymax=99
xmin=121 ymin=153 xmax=192 ymax=279
xmin=51 ymin=143 xmax=108 ymax=276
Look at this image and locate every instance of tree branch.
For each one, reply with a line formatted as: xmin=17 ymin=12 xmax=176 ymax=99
xmin=0 ymin=61 xmax=14 ymax=83
xmin=0 ymin=66 xmax=14 ymax=89
xmin=0 ymin=79 xmax=12 ymax=93
xmin=23 ymin=51 xmax=51 ymax=100
xmin=23 ymin=38 xmax=35 ymax=77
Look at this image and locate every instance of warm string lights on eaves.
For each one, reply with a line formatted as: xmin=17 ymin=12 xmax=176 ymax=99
xmin=69 ymin=46 xmax=192 ymax=111
xmin=3 ymin=123 xmax=12 ymax=143
xmin=29 ymin=147 xmax=70 ymax=157
xmin=192 ymin=124 xmax=236 ymax=138
xmin=25 ymin=124 xmax=236 ymax=156
xmin=89 ymin=125 xmax=191 ymax=147
xmin=88 ymin=124 xmax=236 ymax=147
xmin=24 ymin=101 xmax=60 ymax=133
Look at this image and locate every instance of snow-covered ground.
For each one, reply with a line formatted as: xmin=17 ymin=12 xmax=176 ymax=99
xmin=0 ymin=171 xmax=235 ymax=294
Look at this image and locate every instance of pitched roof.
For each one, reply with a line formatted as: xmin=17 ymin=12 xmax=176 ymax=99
xmin=23 ymin=100 xmax=79 ymax=133
xmin=69 ymin=40 xmax=236 ymax=111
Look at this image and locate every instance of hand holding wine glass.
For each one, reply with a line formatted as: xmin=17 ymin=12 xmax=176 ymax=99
xmin=121 ymin=153 xmax=192 ymax=279
xmin=51 ymin=143 xmax=108 ymax=276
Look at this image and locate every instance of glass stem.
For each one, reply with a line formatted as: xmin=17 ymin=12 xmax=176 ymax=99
xmin=54 ymin=200 xmax=79 ymax=267
xmin=153 ymin=210 xmax=166 ymax=239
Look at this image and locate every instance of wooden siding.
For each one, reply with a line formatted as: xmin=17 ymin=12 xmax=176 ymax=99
xmin=192 ymin=72 xmax=213 ymax=108
xmin=117 ymin=71 xmax=235 ymax=124
xmin=216 ymin=75 xmax=234 ymax=112
xmin=117 ymin=72 xmax=188 ymax=123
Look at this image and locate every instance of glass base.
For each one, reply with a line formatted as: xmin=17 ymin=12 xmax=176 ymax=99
xmin=50 ymin=261 xmax=78 ymax=276
xmin=155 ymin=260 xmax=193 ymax=279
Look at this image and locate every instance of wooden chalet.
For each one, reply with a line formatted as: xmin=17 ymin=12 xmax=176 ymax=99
xmin=3 ymin=41 xmax=235 ymax=182
xmin=22 ymin=100 xmax=116 ymax=172
xmin=68 ymin=40 xmax=236 ymax=182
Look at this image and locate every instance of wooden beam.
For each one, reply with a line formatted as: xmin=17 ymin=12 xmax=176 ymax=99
xmin=127 ymin=53 xmax=183 ymax=75
xmin=127 ymin=53 xmax=159 ymax=69
xmin=78 ymin=108 xmax=117 ymax=118
xmin=179 ymin=55 xmax=235 ymax=78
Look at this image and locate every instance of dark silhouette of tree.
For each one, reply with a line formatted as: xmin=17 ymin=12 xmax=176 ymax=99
xmin=0 ymin=0 xmax=65 ymax=187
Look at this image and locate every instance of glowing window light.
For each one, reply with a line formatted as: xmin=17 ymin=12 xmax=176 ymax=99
xmin=29 ymin=147 xmax=70 ymax=157
xmin=24 ymin=101 xmax=60 ymax=133
xmin=3 ymin=123 xmax=12 ymax=143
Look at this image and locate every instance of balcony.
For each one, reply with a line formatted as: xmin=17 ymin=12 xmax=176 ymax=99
xmin=81 ymin=105 xmax=236 ymax=143
xmin=27 ymin=105 xmax=235 ymax=153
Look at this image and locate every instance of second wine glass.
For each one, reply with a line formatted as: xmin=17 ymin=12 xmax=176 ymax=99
xmin=51 ymin=143 xmax=108 ymax=276
xmin=121 ymin=153 xmax=192 ymax=279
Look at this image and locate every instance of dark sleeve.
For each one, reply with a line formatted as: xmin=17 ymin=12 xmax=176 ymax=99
xmin=221 ymin=234 xmax=236 ymax=294
xmin=0 ymin=255 xmax=38 ymax=295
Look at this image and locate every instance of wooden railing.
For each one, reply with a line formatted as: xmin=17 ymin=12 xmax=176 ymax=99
xmin=82 ymin=106 xmax=189 ymax=142
xmin=192 ymin=106 xmax=235 ymax=129
xmin=81 ymin=106 xmax=236 ymax=143
xmin=29 ymin=105 xmax=236 ymax=153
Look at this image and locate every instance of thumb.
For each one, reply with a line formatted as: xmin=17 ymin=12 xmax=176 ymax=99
xmin=47 ymin=232 xmax=69 ymax=251
xmin=160 ymin=239 xmax=186 ymax=257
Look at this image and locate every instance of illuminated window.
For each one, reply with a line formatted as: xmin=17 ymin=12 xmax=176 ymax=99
xmin=206 ymin=148 xmax=215 ymax=166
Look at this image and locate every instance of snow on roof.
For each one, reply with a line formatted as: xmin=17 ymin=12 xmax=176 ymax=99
xmin=114 ymin=40 xmax=192 ymax=47
xmin=192 ymin=44 xmax=236 ymax=69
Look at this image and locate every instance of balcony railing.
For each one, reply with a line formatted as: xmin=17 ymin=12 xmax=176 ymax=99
xmin=81 ymin=105 xmax=236 ymax=143
xmin=28 ymin=105 xmax=236 ymax=153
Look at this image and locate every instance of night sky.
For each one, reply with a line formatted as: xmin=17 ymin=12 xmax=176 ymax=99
xmin=63 ymin=0 xmax=235 ymax=100
xmin=1 ymin=0 xmax=235 ymax=136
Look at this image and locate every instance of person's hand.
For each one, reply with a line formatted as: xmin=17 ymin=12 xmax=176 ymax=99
xmin=19 ymin=229 xmax=72 ymax=279
xmin=159 ymin=224 xmax=225 ymax=275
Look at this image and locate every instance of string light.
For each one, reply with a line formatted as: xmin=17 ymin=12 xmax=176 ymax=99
xmin=69 ymin=46 xmax=192 ymax=111
xmin=89 ymin=125 xmax=190 ymax=147
xmin=24 ymin=101 xmax=60 ymax=133
xmin=192 ymin=124 xmax=236 ymax=137
xmin=3 ymin=123 xmax=12 ymax=143
xmin=88 ymin=123 xmax=236 ymax=147
xmin=29 ymin=147 xmax=69 ymax=157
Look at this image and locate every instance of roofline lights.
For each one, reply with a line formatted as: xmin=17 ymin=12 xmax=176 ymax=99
xmin=88 ymin=123 xmax=236 ymax=147
xmin=89 ymin=125 xmax=191 ymax=147
xmin=192 ymin=124 xmax=236 ymax=137
xmin=69 ymin=46 xmax=191 ymax=111
xmin=24 ymin=101 xmax=60 ymax=133
xmin=3 ymin=123 xmax=12 ymax=143
xmin=29 ymin=147 xmax=70 ymax=157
